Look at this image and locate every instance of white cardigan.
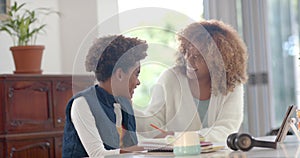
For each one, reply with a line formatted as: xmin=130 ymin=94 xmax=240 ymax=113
xmin=135 ymin=67 xmax=244 ymax=142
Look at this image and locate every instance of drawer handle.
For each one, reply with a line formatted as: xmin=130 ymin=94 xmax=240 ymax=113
xmin=9 ymin=142 xmax=50 ymax=158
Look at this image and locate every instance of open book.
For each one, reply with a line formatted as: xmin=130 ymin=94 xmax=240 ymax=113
xmin=138 ymin=135 xmax=174 ymax=152
xmin=138 ymin=135 xmax=224 ymax=153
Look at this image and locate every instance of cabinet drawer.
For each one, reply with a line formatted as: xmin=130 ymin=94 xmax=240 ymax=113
xmin=5 ymin=81 xmax=53 ymax=133
xmin=7 ymin=138 xmax=54 ymax=158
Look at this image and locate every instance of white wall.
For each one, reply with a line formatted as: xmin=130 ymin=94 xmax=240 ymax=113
xmin=59 ymin=0 xmax=98 ymax=74
xmin=68 ymin=0 xmax=119 ymax=75
xmin=0 ymin=0 xmax=61 ymax=74
xmin=0 ymin=0 xmax=100 ymax=74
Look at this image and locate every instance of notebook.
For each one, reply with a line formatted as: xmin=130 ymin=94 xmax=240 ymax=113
xmin=138 ymin=136 xmax=174 ymax=152
xmin=138 ymin=137 xmax=224 ymax=153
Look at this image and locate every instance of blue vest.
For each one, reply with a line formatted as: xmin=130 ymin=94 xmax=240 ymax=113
xmin=62 ymin=86 xmax=138 ymax=158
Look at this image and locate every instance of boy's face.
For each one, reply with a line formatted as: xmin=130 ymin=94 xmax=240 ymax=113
xmin=125 ymin=62 xmax=141 ymax=99
xmin=111 ymin=62 xmax=141 ymax=99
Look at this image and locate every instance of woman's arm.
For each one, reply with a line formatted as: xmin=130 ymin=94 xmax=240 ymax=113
xmin=198 ymin=85 xmax=244 ymax=142
xmin=135 ymin=84 xmax=168 ymax=138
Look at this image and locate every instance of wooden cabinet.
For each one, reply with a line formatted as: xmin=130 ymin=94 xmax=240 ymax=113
xmin=53 ymin=80 xmax=73 ymax=129
xmin=7 ymin=137 xmax=54 ymax=158
xmin=55 ymin=136 xmax=63 ymax=158
xmin=6 ymin=80 xmax=53 ymax=133
xmin=0 ymin=140 xmax=4 ymax=158
xmin=0 ymin=75 xmax=93 ymax=158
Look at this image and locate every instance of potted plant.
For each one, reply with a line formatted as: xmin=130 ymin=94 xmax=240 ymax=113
xmin=0 ymin=2 xmax=58 ymax=74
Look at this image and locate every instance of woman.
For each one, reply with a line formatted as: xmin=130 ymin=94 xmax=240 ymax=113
xmin=135 ymin=20 xmax=248 ymax=142
xmin=62 ymin=35 xmax=148 ymax=157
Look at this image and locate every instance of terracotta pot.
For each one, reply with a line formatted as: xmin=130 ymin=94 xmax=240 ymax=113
xmin=10 ymin=45 xmax=45 ymax=74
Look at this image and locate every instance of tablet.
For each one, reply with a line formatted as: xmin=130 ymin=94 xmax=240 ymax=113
xmin=275 ymin=105 xmax=297 ymax=143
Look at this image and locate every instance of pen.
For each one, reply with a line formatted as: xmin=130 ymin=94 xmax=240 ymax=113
xmin=150 ymin=123 xmax=167 ymax=133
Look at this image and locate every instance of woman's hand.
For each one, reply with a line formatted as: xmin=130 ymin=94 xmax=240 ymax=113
xmin=154 ymin=131 xmax=174 ymax=138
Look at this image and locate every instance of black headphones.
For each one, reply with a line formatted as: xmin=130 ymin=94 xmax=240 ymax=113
xmin=226 ymin=133 xmax=277 ymax=151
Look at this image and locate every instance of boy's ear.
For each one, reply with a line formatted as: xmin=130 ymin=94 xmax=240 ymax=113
xmin=114 ymin=68 xmax=123 ymax=81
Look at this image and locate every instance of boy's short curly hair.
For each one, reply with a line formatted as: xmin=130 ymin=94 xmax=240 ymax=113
xmin=85 ymin=35 xmax=148 ymax=82
xmin=176 ymin=20 xmax=248 ymax=95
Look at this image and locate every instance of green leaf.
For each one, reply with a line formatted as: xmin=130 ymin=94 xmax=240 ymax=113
xmin=0 ymin=2 xmax=59 ymax=46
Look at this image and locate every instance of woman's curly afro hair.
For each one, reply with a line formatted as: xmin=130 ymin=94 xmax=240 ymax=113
xmin=176 ymin=20 xmax=248 ymax=95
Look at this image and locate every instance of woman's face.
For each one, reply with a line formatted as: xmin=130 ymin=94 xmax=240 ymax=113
xmin=184 ymin=46 xmax=210 ymax=80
